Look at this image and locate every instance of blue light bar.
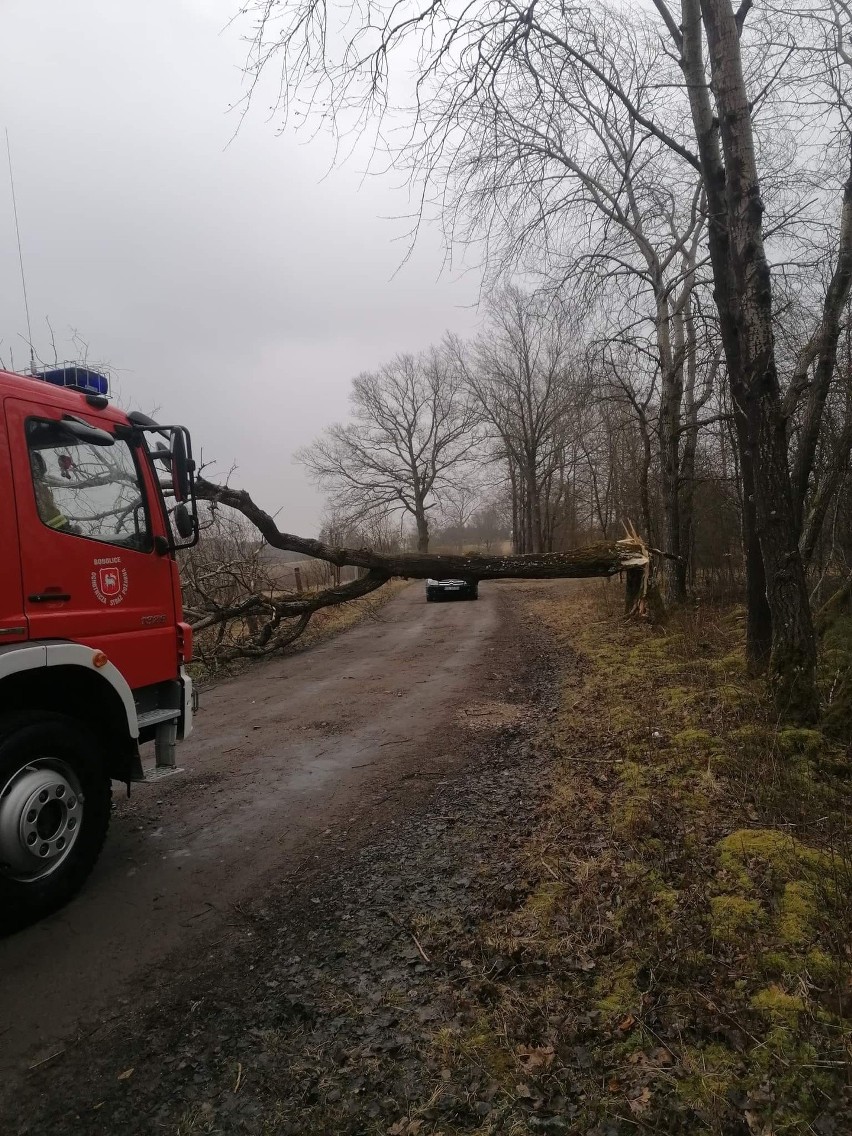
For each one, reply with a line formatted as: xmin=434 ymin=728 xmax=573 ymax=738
xmin=38 ymin=366 xmax=110 ymax=397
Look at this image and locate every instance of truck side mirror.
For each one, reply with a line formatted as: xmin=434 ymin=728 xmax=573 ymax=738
xmin=174 ymin=502 xmax=195 ymax=539
xmin=170 ymin=430 xmax=191 ymax=502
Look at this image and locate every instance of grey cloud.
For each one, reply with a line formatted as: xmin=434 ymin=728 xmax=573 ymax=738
xmin=0 ymin=0 xmax=482 ymax=533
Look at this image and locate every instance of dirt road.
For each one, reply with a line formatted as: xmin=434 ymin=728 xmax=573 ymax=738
xmin=0 ymin=582 xmax=501 ymax=1085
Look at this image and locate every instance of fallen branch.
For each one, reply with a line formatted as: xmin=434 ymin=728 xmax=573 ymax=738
xmin=188 ymin=570 xmax=391 ymax=636
xmin=383 ymin=909 xmax=431 ymax=964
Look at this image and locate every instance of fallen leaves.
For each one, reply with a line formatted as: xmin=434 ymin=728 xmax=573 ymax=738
xmin=387 ymin=1119 xmax=424 ymax=1135
xmin=517 ymin=1044 xmax=555 ymax=1073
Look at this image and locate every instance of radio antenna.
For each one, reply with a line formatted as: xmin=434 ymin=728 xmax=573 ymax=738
xmin=5 ymin=128 xmax=35 ymax=371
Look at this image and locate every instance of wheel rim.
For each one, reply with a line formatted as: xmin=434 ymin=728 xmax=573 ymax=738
xmin=0 ymin=759 xmax=85 ymax=882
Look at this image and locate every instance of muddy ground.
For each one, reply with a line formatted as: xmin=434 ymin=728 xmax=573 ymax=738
xmin=0 ymin=579 xmax=564 ymax=1134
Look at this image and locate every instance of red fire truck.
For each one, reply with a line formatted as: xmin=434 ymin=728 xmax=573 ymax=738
xmin=0 ymin=365 xmax=199 ymax=933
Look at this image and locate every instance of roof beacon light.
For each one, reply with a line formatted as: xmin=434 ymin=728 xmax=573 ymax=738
xmin=37 ymin=365 xmax=110 ymax=398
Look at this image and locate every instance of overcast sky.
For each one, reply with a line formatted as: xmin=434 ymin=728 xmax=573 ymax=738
xmin=0 ymin=0 xmax=483 ymax=533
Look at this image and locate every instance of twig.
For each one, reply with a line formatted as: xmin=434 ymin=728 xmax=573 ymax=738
xmin=28 ymin=1048 xmax=64 ymax=1071
xmin=383 ymin=909 xmax=431 ymax=963
xmin=233 ymin=1062 xmax=243 ymax=1093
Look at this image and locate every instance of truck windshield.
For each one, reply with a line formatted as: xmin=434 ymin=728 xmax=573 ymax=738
xmin=26 ymin=419 xmax=151 ymax=550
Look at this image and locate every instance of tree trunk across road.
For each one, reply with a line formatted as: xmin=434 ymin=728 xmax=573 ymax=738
xmin=195 ymin=478 xmax=650 ymax=583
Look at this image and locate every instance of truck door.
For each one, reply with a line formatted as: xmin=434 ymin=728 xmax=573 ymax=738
xmin=6 ymin=397 xmax=179 ymax=690
xmin=0 ymin=401 xmax=27 ymax=644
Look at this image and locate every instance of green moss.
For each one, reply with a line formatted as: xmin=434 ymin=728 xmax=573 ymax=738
xmin=759 ymin=950 xmax=796 ymax=978
xmin=602 ymin=703 xmax=643 ymax=734
xmin=611 ymin=762 xmax=652 ymax=839
xmin=432 ymin=1016 xmax=514 ymax=1082
xmin=717 ymin=829 xmax=825 ymax=888
xmin=710 ymin=895 xmax=766 ymax=944
xmin=757 ymin=945 xmax=834 ymax=987
xmin=712 ymin=683 xmax=753 ymax=711
xmin=671 ymin=728 xmax=720 ymax=751
xmin=595 ymin=963 xmax=639 ymax=1018
xmin=805 ymin=948 xmax=835 ymax=983
xmin=750 ymin=985 xmax=806 ymax=1018
xmin=729 ymin=724 xmax=772 ymax=754
xmin=519 ymin=881 xmax=566 ymax=928
xmin=776 ymin=728 xmax=829 ymax=761
xmin=778 ymin=881 xmax=819 ymax=947
xmin=675 ymin=1042 xmax=738 ymax=1111
xmin=659 ymin=686 xmax=703 ymax=712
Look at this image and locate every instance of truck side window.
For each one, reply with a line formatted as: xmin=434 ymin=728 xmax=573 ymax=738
xmin=26 ymin=419 xmax=151 ymax=551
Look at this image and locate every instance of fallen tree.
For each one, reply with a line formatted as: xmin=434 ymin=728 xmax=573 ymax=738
xmin=190 ymin=478 xmax=650 ymax=662
xmin=196 ymin=478 xmax=648 ymax=576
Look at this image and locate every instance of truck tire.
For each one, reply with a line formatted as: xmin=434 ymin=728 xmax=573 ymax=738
xmin=0 ymin=713 xmax=111 ymax=935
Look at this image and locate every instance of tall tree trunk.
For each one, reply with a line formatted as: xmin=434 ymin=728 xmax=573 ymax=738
xmin=508 ymin=459 xmax=520 ymax=553
xmin=678 ymin=306 xmax=700 ymax=602
xmin=528 ymin=459 xmax=544 ymax=554
xmin=657 ymin=289 xmax=686 ymax=606
xmin=681 ymin=0 xmax=773 ymax=667
xmin=697 ymin=0 xmax=817 ymax=719
xmin=733 ymin=408 xmax=773 ymax=667
xmin=414 ymin=499 xmax=430 ymax=553
xmin=637 ymin=415 xmax=654 ymax=552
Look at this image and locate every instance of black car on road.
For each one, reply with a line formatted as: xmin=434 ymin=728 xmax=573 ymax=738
xmin=425 ymin=578 xmax=479 ymax=601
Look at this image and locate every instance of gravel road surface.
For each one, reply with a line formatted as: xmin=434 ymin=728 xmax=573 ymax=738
xmin=0 ymin=581 xmax=500 ymax=1086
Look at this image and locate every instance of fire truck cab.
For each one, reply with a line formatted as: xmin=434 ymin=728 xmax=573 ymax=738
xmin=0 ymin=365 xmax=198 ymax=933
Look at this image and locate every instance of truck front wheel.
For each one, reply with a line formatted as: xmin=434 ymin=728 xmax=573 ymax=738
xmin=0 ymin=713 xmax=111 ymax=935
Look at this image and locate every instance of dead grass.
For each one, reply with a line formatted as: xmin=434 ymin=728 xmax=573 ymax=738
xmin=421 ymin=579 xmax=852 ymax=1134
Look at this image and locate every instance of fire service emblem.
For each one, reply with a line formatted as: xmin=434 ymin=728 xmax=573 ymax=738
xmin=91 ymin=561 xmax=129 ymax=606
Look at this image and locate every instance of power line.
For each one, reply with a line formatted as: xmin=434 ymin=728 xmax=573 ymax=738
xmin=5 ymin=128 xmax=35 ymax=369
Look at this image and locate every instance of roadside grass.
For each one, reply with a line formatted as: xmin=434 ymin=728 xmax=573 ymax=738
xmin=416 ymin=581 xmax=852 ymax=1134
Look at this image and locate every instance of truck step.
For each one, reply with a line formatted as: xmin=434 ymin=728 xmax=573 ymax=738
xmin=137 ymin=708 xmax=181 ymax=730
xmin=140 ymin=764 xmax=185 ymax=783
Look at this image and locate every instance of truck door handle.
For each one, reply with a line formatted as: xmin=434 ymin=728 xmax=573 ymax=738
xmin=28 ymin=593 xmax=72 ymax=603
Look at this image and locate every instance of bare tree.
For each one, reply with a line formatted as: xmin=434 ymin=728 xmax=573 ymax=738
xmin=429 ymin=5 xmax=712 ymax=603
xmin=298 ymin=348 xmax=480 ymax=552
xmin=450 ymin=288 xmax=579 ymax=555
xmin=240 ymin=0 xmax=852 ymax=718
